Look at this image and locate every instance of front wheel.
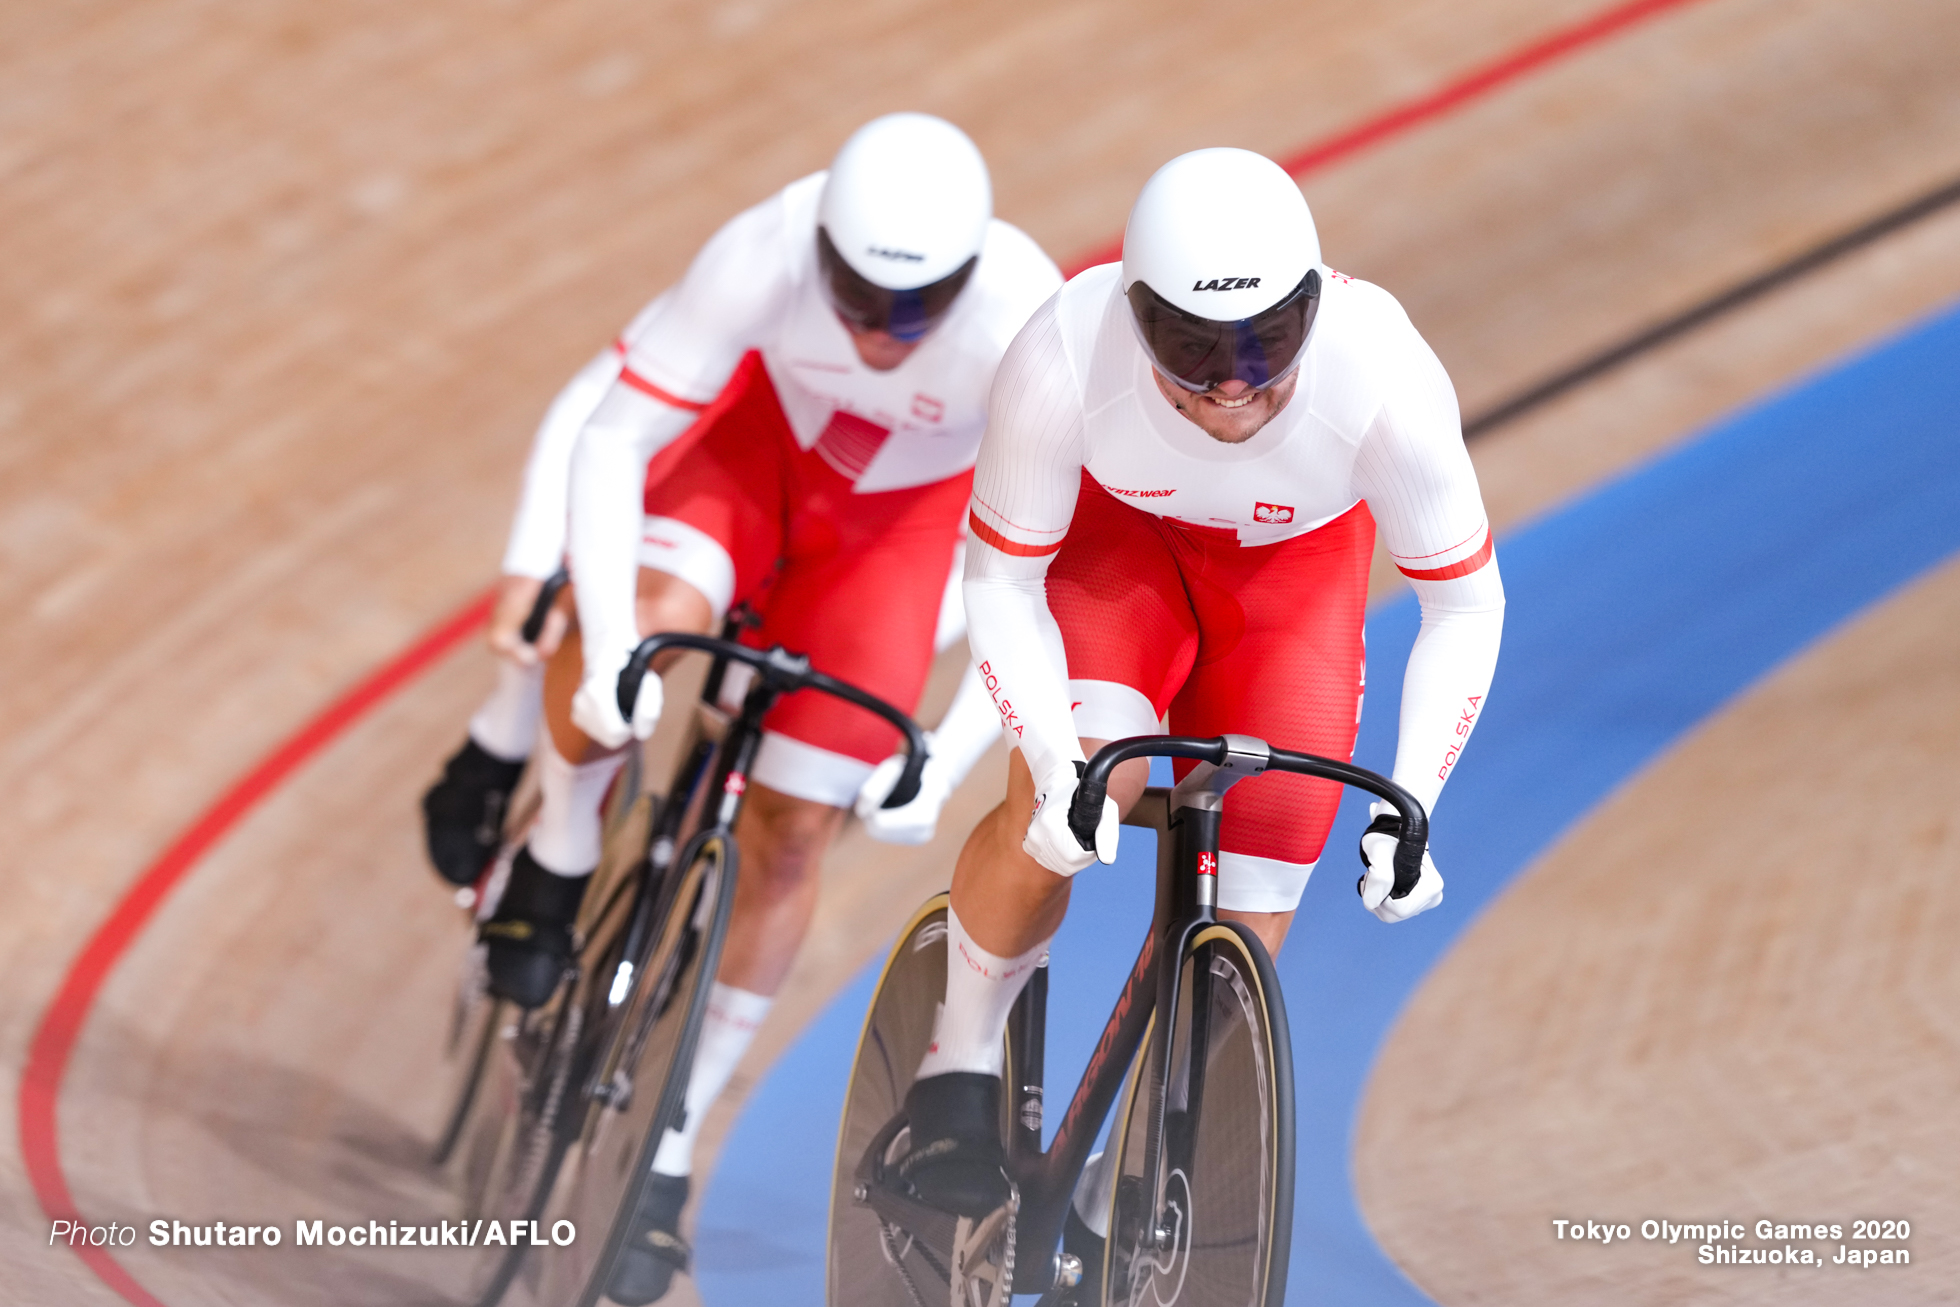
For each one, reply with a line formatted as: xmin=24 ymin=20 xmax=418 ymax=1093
xmin=1100 ymin=923 xmax=1293 ymax=1307
xmin=527 ymin=828 xmax=737 ymax=1307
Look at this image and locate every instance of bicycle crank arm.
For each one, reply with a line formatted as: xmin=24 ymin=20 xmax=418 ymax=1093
xmin=852 ymin=1180 xmax=961 ymax=1272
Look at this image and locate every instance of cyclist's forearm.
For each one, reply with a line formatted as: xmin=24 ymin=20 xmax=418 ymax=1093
xmin=501 ymin=348 xmax=624 ymax=579
xmin=1391 ymin=561 xmax=1504 ymax=816
xmin=930 ymin=659 xmax=1004 ymax=787
xmin=961 ymin=567 xmax=1082 ymax=782
xmin=566 ymin=386 xmax=698 ymax=679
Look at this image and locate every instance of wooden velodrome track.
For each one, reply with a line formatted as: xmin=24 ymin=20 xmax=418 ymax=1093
xmin=5 ymin=0 xmax=1958 ymax=1303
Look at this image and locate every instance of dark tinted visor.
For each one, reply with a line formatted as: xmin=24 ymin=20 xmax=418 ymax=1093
xmin=816 ymin=227 xmax=978 ymax=343
xmin=1126 ymin=267 xmax=1321 ymax=393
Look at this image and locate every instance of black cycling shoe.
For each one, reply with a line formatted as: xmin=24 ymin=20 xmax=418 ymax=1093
xmin=896 ymin=1072 xmax=1010 ymax=1218
xmin=606 ymin=1172 xmax=691 ymax=1305
xmin=421 ymin=738 xmax=525 ymax=886
xmin=479 ymin=847 xmax=588 ymax=1008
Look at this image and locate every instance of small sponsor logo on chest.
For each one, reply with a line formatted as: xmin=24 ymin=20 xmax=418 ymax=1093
xmin=911 ymin=393 xmax=944 ymax=423
xmin=1253 ymin=502 xmax=1294 ymax=524
xmin=1108 ymin=485 xmax=1175 ymax=499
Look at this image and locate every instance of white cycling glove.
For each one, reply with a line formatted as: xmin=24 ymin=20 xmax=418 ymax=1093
xmin=1358 ymin=804 xmax=1443 ymax=923
xmin=1023 ymin=762 xmax=1119 ymax=877
xmin=570 ymin=649 xmax=663 ymax=750
xmin=853 ymin=739 xmax=955 ymax=846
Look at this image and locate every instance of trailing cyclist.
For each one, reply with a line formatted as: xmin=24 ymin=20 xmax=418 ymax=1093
xmin=425 ymin=113 xmax=1060 ymax=1303
xmin=894 ymin=147 xmax=1506 ymax=1243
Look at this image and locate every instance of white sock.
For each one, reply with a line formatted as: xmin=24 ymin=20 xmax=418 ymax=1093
xmin=527 ymin=741 xmax=627 ymax=875
xmin=467 ymin=660 xmax=544 ymax=762
xmin=651 ymin=983 xmax=773 ymax=1177
xmin=915 ymin=904 xmax=1049 ymax=1081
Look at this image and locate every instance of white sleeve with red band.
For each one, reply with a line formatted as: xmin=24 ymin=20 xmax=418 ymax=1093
xmin=500 ymin=348 xmax=625 ymax=580
xmin=566 ymin=389 xmax=703 ymax=691
xmin=962 ymin=299 xmax=1091 ymax=783
xmin=1351 ymin=315 xmax=1505 ymax=821
xmin=566 ymin=191 xmax=794 ymax=690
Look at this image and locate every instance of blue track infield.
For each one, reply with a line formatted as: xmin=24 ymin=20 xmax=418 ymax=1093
xmin=693 ymin=296 xmax=1960 ymax=1303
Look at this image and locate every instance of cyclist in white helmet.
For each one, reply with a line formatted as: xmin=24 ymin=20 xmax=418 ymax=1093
xmin=422 ymin=113 xmax=1060 ymax=1303
xmin=894 ymin=148 xmax=1504 ymax=1228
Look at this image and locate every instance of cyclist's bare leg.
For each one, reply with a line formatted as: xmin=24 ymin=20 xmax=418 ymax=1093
xmin=539 ymin=568 xmax=717 ymax=763
xmin=535 ymin=569 xmax=848 ymax=991
xmin=905 ymin=741 xmax=1150 ymax=1214
xmin=948 ymin=741 xmax=1150 ymax=956
xmin=715 ymin=784 xmax=847 ymax=995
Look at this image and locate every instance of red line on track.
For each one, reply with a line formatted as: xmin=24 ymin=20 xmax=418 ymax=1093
xmin=17 ymin=590 xmax=494 ymax=1306
xmin=1062 ymin=0 xmax=1709 ymax=275
xmin=17 ymin=0 xmax=1714 ymax=1298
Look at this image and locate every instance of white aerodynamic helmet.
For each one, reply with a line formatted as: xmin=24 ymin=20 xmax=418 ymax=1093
xmin=1121 ymin=148 xmax=1323 ymax=392
xmin=817 ymin=113 xmax=991 ymax=341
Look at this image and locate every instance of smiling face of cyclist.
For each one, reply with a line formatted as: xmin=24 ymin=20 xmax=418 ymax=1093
xmin=1127 ymin=265 xmax=1320 ymax=444
xmin=1120 ymin=146 xmax=1323 ymax=445
xmin=1149 ymin=369 xmax=1300 ymax=444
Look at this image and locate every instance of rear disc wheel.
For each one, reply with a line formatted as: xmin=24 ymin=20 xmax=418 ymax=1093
xmin=826 ymin=895 xmax=1024 ymax=1306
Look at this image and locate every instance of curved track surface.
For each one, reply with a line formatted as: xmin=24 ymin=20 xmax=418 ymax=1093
xmin=5 ymin=0 xmax=1959 ymax=1303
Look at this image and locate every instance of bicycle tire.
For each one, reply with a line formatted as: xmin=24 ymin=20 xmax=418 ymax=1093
xmin=433 ymin=946 xmax=499 ymax=1166
xmin=457 ymin=789 xmax=663 ymax=1305
xmin=1099 ymin=923 xmax=1293 ymax=1307
xmin=827 ymin=894 xmax=951 ymax=1306
xmin=457 ymin=987 xmax=585 ymax=1307
xmin=528 ymin=829 xmax=738 ymax=1307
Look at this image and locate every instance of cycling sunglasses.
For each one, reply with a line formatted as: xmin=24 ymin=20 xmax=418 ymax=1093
xmin=816 ymin=227 xmax=978 ymax=343
xmin=1126 ymin=267 xmax=1321 ymax=393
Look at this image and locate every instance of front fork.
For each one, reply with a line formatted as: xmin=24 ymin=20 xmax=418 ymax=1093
xmin=1135 ymin=801 xmax=1221 ymax=1248
xmin=1008 ymin=798 xmax=1228 ymax=1296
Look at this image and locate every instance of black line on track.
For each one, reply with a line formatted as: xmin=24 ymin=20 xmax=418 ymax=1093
xmin=1462 ymin=171 xmax=1960 ymax=438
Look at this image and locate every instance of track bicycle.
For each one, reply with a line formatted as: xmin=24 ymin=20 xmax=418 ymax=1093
xmin=432 ymin=568 xmax=575 ymax=1167
xmin=828 ymin=733 xmax=1428 ymax=1307
xmin=433 ymin=600 xmax=928 ymax=1306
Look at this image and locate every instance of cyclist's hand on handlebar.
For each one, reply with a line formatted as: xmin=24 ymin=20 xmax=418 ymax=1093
xmin=853 ymin=739 xmax=952 ymax=846
xmin=487 ymin=574 xmax=567 ymax=666
xmin=571 ymin=653 xmax=662 ymax=749
xmin=1357 ymin=806 xmax=1443 ymax=923
xmin=1024 ymin=762 xmax=1117 ymax=876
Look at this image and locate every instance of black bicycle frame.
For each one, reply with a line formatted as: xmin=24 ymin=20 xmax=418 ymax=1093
xmin=597 ymin=629 xmax=933 ymax=1004
xmin=863 ymin=733 xmax=1427 ymax=1295
xmin=619 ymin=631 xmax=929 ymax=814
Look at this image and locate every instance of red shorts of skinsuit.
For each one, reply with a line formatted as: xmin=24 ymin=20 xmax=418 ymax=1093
xmin=1045 ymin=472 xmax=1373 ymax=883
xmin=640 ymin=352 xmax=970 ymax=788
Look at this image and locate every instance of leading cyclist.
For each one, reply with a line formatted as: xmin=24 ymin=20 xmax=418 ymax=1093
xmin=428 ymin=114 xmax=1059 ymax=1303
xmin=895 ymin=148 xmax=1505 ymax=1224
